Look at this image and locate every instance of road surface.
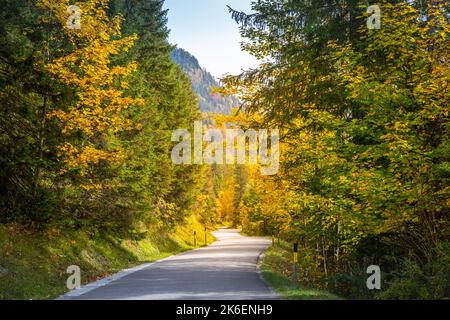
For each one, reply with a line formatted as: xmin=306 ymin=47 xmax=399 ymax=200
xmin=60 ymin=229 xmax=277 ymax=300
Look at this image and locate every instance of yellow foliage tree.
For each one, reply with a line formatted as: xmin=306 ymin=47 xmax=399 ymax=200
xmin=215 ymin=174 xmax=236 ymax=224
xmin=37 ymin=0 xmax=143 ymax=188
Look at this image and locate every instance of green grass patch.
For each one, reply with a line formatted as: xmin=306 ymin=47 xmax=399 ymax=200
xmin=261 ymin=244 xmax=342 ymax=300
xmin=0 ymin=216 xmax=215 ymax=300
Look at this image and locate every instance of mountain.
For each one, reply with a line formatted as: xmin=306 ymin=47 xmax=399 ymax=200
xmin=171 ymin=48 xmax=238 ymax=114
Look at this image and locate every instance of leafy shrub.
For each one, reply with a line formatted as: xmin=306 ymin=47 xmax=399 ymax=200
xmin=379 ymin=242 xmax=450 ymax=300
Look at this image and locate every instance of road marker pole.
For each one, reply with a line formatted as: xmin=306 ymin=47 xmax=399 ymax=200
xmin=293 ymin=243 xmax=299 ymax=288
xmin=194 ymin=231 xmax=197 ymax=247
xmin=204 ymin=226 xmax=207 ymax=246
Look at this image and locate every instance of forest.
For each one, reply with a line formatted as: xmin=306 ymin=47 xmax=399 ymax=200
xmin=0 ymin=0 xmax=216 ymax=233
xmin=0 ymin=0 xmax=220 ymax=299
xmin=216 ymin=0 xmax=450 ymax=299
xmin=0 ymin=0 xmax=449 ymax=300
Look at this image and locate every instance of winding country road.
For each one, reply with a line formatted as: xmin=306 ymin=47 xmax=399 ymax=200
xmin=60 ymin=229 xmax=277 ymax=300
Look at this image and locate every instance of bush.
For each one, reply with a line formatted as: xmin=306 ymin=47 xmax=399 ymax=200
xmin=379 ymin=242 xmax=450 ymax=300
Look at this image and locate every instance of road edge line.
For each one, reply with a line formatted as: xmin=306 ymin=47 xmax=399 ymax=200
xmin=256 ymin=248 xmax=279 ymax=300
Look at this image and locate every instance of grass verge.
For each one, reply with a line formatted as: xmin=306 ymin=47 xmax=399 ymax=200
xmin=0 ymin=216 xmax=215 ymax=300
xmin=261 ymin=244 xmax=342 ymax=300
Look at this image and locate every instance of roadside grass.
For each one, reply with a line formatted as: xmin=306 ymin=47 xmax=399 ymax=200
xmin=261 ymin=244 xmax=342 ymax=300
xmin=0 ymin=216 xmax=215 ymax=300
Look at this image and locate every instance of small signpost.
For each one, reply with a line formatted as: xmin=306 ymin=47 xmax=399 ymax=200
xmin=293 ymin=242 xmax=299 ymax=288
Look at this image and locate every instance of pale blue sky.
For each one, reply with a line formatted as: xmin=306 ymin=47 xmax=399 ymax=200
xmin=163 ymin=0 xmax=259 ymax=78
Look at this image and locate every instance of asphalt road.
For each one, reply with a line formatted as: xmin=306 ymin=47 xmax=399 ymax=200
xmin=61 ymin=229 xmax=277 ymax=300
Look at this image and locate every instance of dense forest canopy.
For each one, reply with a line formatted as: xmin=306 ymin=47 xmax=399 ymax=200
xmin=0 ymin=0 xmax=448 ymax=300
xmin=0 ymin=0 xmax=214 ymax=235
xmin=216 ymin=0 xmax=450 ymax=299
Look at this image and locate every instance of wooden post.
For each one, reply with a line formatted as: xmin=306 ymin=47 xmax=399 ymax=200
xmin=204 ymin=227 xmax=207 ymax=246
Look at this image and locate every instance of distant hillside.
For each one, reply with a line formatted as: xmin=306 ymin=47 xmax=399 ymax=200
xmin=171 ymin=48 xmax=238 ymax=114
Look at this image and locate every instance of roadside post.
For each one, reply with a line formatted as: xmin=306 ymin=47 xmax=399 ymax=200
xmin=293 ymin=242 xmax=299 ymax=288
xmin=194 ymin=231 xmax=197 ymax=247
xmin=204 ymin=226 xmax=207 ymax=246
